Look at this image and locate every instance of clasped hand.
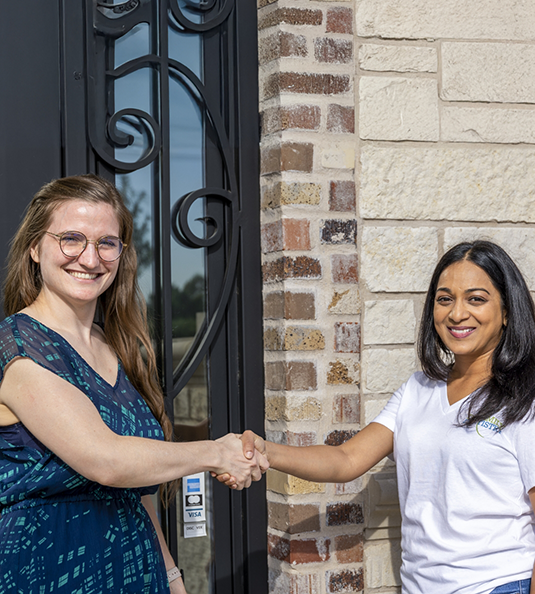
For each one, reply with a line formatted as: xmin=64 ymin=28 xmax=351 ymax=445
xmin=214 ymin=432 xmax=268 ymax=489
xmin=213 ymin=431 xmax=267 ymax=489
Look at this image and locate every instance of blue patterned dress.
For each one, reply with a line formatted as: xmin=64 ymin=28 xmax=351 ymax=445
xmin=0 ymin=313 xmax=170 ymax=593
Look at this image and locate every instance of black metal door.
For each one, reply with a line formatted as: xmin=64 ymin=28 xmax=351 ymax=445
xmin=0 ymin=2 xmax=266 ymax=593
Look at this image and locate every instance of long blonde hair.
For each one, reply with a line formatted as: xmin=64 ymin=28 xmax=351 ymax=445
xmin=4 ymin=175 xmax=176 ymax=494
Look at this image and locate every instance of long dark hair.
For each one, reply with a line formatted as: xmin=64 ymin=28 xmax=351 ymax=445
xmin=418 ymin=240 xmax=535 ymax=427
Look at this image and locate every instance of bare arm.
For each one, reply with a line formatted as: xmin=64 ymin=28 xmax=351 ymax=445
xmin=217 ymin=423 xmax=393 ymax=486
xmin=142 ymin=496 xmax=187 ymax=594
xmin=0 ymin=358 xmax=263 ymax=489
xmin=264 ymin=423 xmax=393 ymax=482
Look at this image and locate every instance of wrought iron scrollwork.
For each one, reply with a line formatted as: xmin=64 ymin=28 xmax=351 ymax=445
xmin=169 ymin=0 xmax=233 ymax=32
xmin=88 ymin=0 xmax=241 ymax=395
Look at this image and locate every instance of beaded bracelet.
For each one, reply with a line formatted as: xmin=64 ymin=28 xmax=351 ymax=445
xmin=167 ymin=567 xmax=184 ymax=584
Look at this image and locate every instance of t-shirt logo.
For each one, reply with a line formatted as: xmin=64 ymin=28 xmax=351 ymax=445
xmin=475 ymin=416 xmax=504 ymax=438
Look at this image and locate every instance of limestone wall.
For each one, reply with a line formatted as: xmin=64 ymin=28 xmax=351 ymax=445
xmin=259 ymin=1 xmax=535 ymax=592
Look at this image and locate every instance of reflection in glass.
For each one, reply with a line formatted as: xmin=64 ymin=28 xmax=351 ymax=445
xmin=110 ymin=9 xmax=213 ymax=593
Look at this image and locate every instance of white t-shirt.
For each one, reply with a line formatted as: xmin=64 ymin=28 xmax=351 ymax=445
xmin=373 ymin=371 xmax=535 ymax=594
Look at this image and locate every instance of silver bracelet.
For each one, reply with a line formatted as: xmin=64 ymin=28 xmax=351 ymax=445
xmin=167 ymin=566 xmax=183 ymax=584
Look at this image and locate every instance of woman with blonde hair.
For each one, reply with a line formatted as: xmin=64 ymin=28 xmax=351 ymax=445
xmin=0 ymin=174 xmax=265 ymax=593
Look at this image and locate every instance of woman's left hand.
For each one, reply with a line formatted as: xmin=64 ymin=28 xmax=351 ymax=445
xmin=170 ymin=576 xmax=187 ymax=594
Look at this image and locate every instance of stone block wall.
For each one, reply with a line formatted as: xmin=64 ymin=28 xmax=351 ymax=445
xmin=259 ymin=1 xmax=535 ymax=592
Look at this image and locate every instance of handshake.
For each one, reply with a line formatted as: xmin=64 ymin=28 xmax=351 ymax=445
xmin=211 ymin=431 xmax=268 ymax=490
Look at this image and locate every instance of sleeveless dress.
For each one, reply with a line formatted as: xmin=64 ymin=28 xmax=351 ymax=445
xmin=0 ymin=313 xmax=170 ymax=593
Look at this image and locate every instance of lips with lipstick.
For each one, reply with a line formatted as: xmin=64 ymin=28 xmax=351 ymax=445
xmin=448 ymin=326 xmax=476 ymax=338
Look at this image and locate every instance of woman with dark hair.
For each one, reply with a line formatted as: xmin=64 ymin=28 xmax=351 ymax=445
xmin=230 ymin=240 xmax=535 ymax=594
xmin=0 ymin=174 xmax=266 ymax=594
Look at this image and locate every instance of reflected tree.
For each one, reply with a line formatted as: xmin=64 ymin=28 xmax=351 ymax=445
xmin=148 ymin=273 xmax=205 ymax=338
xmin=118 ymin=177 xmax=152 ymax=273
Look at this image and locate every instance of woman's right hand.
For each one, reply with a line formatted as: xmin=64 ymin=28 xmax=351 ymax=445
xmin=214 ymin=433 xmax=267 ymax=489
xmin=213 ymin=430 xmax=269 ymax=487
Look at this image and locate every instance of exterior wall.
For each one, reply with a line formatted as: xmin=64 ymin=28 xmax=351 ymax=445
xmin=259 ymin=1 xmax=535 ymax=592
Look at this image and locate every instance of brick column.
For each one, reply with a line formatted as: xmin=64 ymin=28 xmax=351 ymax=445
xmin=258 ymin=0 xmax=362 ymax=592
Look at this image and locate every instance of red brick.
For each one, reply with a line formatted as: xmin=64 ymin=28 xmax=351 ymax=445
xmin=334 ymin=534 xmax=363 ymax=564
xmin=261 ymin=220 xmax=283 ymax=253
xmin=259 ymin=7 xmax=323 ymax=30
xmin=331 ymin=254 xmax=358 ymax=283
xmin=326 ymin=502 xmax=364 ymax=526
xmin=328 ymin=568 xmax=364 ymax=592
xmin=333 ymin=394 xmax=360 ymax=423
xmin=284 ymin=292 xmax=315 ymax=320
xmin=327 ymin=105 xmax=355 ymax=134
xmin=282 ymin=218 xmax=311 ymax=250
xmin=268 ymin=534 xmax=331 ymax=564
xmin=334 ymin=322 xmax=360 ymax=353
xmin=265 ymin=72 xmax=351 ymax=98
xmin=329 ymin=181 xmax=356 ymax=212
xmin=263 ymin=256 xmax=322 ymax=282
xmin=314 ymin=38 xmax=353 ymax=64
xmin=268 ymin=533 xmax=291 ymax=561
xmin=326 ymin=7 xmax=353 ymax=34
xmin=259 ymin=31 xmax=308 ymax=65
xmin=325 ymin=429 xmax=357 ymax=446
xmin=287 ymin=431 xmax=317 ymax=446
xmin=289 ymin=538 xmax=330 ymax=564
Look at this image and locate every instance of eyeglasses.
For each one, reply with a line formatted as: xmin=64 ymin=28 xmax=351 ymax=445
xmin=46 ymin=231 xmax=127 ymax=262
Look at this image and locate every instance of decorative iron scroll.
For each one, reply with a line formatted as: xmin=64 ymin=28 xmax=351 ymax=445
xmin=87 ymin=0 xmax=238 ymax=396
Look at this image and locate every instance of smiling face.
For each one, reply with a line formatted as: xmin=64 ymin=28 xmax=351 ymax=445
xmin=433 ymin=259 xmax=506 ymax=366
xmin=30 ymin=200 xmax=121 ymax=310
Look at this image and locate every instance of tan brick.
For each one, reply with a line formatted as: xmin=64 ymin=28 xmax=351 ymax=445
xmin=262 ymin=181 xmax=322 ymax=209
xmin=265 ymin=395 xmax=322 ymax=421
xmin=284 ymin=327 xmax=325 ymax=351
xmin=284 ymin=292 xmax=315 ymax=320
xmin=267 ymin=469 xmax=325 ymax=494
xmin=327 ymin=360 xmax=360 ymax=385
